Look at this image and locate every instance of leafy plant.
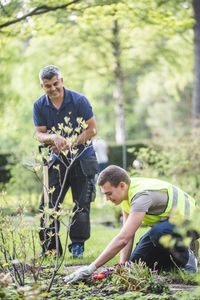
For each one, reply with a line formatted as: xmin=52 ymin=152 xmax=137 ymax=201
xmin=33 ymin=116 xmax=93 ymax=292
xmin=161 ymin=269 xmax=198 ymax=286
xmin=173 ymin=287 xmax=200 ymax=300
xmin=110 ymin=261 xmax=170 ymax=294
xmin=129 ymin=136 xmax=200 ymax=203
xmin=0 ymin=115 xmax=94 ymax=296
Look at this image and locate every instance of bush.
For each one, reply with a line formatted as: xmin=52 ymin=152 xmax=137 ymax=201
xmin=111 ymin=261 xmax=170 ymax=294
xmin=128 ymin=136 xmax=200 ymax=203
xmin=108 ymin=142 xmax=148 ymax=169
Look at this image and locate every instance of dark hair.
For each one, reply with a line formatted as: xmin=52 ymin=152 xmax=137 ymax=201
xmin=39 ymin=65 xmax=61 ymax=83
xmin=97 ymin=165 xmax=130 ymax=187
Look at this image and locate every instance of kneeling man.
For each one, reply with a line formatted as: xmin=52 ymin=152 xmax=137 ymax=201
xmin=64 ymin=165 xmax=199 ymax=283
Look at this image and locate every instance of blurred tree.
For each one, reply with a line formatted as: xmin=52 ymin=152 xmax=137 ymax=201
xmin=64 ymin=0 xmax=194 ymax=141
xmin=112 ymin=19 xmax=126 ymax=145
xmin=0 ymin=0 xmax=196 ymax=152
xmin=0 ymin=0 xmax=81 ymax=29
xmin=0 ymin=0 xmax=197 ymax=197
xmin=192 ymin=0 xmax=200 ymax=128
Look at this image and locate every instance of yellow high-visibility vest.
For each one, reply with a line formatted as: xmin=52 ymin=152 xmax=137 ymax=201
xmin=121 ymin=178 xmax=196 ymax=226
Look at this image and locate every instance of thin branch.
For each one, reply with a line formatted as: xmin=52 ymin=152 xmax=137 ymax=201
xmin=0 ymin=0 xmax=81 ymax=29
xmin=47 ymin=213 xmax=75 ymax=292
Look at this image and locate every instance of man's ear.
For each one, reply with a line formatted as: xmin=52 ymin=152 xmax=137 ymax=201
xmin=119 ymin=181 xmax=126 ymax=189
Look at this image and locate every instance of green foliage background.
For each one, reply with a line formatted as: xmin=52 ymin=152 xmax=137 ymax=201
xmin=0 ymin=0 xmax=197 ymax=198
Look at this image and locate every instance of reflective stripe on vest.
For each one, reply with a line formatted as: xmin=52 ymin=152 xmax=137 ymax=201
xmin=168 ymin=185 xmax=194 ymax=218
xmin=121 ymin=178 xmax=196 ymax=226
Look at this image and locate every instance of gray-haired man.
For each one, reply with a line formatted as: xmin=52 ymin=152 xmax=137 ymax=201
xmin=33 ymin=65 xmax=98 ymax=258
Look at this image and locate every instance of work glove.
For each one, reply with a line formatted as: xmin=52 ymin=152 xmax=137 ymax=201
xmin=64 ymin=263 xmax=97 ymax=284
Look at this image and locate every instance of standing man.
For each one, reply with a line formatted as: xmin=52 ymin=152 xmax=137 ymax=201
xmin=64 ymin=165 xmax=198 ymax=283
xmin=33 ymin=65 xmax=98 ymax=258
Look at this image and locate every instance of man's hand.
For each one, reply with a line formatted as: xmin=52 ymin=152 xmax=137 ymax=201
xmin=64 ymin=263 xmax=97 ymax=284
xmin=50 ymin=135 xmax=70 ymax=153
xmin=48 ymin=144 xmax=59 ymax=153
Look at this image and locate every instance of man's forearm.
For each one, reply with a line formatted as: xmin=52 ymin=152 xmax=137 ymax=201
xmin=36 ymin=131 xmax=55 ymax=144
xmin=120 ymin=237 xmax=134 ymax=263
xmin=93 ymin=233 xmax=128 ymax=269
xmin=75 ymin=128 xmax=97 ymax=146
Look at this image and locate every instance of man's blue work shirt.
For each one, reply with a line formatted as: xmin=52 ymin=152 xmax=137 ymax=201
xmin=33 ymin=88 xmax=95 ymax=160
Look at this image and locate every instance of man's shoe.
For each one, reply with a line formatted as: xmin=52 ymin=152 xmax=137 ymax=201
xmin=70 ymin=244 xmax=84 ymax=258
xmin=184 ymin=250 xmax=198 ymax=273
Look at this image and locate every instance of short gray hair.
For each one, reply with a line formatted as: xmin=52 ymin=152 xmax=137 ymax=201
xmin=97 ymin=165 xmax=131 ymax=187
xmin=39 ymin=65 xmax=61 ymax=83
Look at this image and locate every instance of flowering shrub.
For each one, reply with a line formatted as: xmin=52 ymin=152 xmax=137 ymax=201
xmin=110 ymin=261 xmax=171 ymax=294
xmin=0 ymin=116 xmax=94 ymax=296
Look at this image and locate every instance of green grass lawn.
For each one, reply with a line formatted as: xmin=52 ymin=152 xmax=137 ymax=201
xmin=62 ymin=223 xmax=149 ymax=267
xmin=0 ymin=191 xmax=149 ymax=268
xmin=1 ymin=192 xmax=200 ymax=300
xmin=2 ymin=191 xmax=199 ymax=272
xmin=62 ymin=194 xmax=149 ymax=267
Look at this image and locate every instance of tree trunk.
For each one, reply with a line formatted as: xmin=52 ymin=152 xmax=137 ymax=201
xmin=192 ymin=0 xmax=200 ymax=127
xmin=112 ymin=20 xmax=126 ymax=145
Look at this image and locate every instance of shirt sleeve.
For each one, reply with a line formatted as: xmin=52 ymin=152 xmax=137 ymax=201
xmin=33 ymin=102 xmax=46 ymax=127
xmin=77 ymin=96 xmax=94 ymax=121
xmin=130 ymin=191 xmax=152 ymax=213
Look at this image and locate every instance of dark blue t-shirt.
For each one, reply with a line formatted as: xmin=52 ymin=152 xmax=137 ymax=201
xmin=33 ymin=88 xmax=95 ymax=159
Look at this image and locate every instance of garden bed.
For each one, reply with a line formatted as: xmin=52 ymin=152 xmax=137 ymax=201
xmin=55 ymin=264 xmax=199 ymax=300
xmin=0 ymin=260 xmax=199 ymax=299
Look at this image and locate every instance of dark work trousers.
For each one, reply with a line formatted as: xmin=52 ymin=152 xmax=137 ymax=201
xmin=130 ymin=221 xmax=189 ymax=270
xmin=39 ymin=154 xmax=98 ymax=255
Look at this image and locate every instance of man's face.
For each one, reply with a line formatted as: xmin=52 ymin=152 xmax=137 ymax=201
xmin=41 ymin=75 xmax=64 ymax=101
xmin=100 ymin=181 xmax=127 ymax=206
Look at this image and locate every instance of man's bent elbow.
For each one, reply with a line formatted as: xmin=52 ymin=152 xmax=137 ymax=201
xmin=35 ymin=131 xmax=42 ymax=142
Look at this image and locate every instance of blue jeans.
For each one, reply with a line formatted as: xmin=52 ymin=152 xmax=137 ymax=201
xmin=130 ymin=221 xmax=189 ymax=270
